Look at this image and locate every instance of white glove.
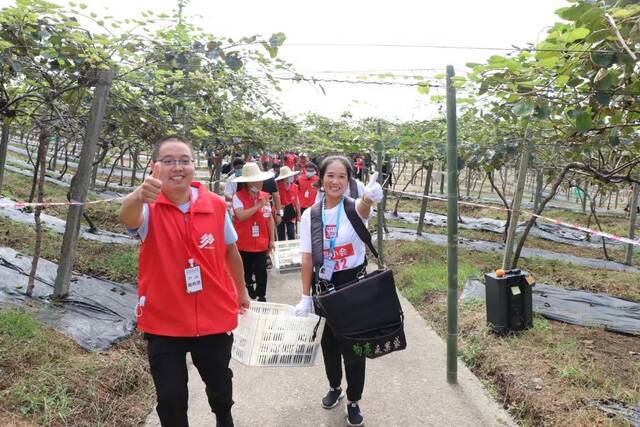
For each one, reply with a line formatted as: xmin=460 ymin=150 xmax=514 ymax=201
xmin=294 ymin=295 xmax=314 ymax=317
xmin=363 ymin=172 xmax=384 ymax=203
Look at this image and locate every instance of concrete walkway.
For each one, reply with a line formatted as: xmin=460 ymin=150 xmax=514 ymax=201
xmin=145 ymin=270 xmax=513 ymax=427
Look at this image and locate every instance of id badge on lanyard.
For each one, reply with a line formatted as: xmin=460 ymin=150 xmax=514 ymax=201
xmin=184 ymin=259 xmax=203 ymax=294
xmin=252 ymin=222 xmax=260 ymax=237
xmin=320 ymin=198 xmax=343 ymax=282
xmin=183 ymin=197 xmax=203 ymax=294
xmin=318 ymin=259 xmax=336 ymax=281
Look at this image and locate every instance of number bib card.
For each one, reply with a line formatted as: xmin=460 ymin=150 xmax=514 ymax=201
xmin=184 ymin=265 xmax=203 ymax=294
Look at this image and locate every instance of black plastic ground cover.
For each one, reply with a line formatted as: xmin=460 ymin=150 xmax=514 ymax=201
xmin=399 ymin=192 xmax=624 ymax=216
xmin=386 ymin=210 xmax=626 ymax=248
xmin=588 ymin=400 xmax=640 ymax=426
xmin=0 ymin=247 xmax=137 ymax=351
xmin=0 ymin=196 xmax=136 ymax=245
xmin=382 ymin=228 xmax=639 ymax=273
xmin=460 ymin=278 xmax=640 ymax=335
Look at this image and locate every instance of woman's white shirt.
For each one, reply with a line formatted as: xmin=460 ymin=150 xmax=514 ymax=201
xmin=300 ymin=202 xmax=367 ymax=272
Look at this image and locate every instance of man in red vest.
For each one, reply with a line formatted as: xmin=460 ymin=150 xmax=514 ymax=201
xmin=119 ymin=135 xmax=249 ymax=427
xmin=297 ymin=161 xmax=318 ymax=215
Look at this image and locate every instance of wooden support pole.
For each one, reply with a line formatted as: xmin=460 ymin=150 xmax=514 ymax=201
xmin=54 ymin=70 xmax=114 ymax=298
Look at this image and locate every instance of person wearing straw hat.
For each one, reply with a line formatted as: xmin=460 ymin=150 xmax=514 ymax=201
xmin=275 ymin=165 xmax=301 ymax=241
xmin=232 ymin=162 xmax=276 ymax=302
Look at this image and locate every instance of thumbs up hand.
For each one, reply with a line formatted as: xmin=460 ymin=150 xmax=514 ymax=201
xmin=363 ymin=172 xmax=383 ymax=204
xmin=138 ymin=162 xmax=163 ymax=203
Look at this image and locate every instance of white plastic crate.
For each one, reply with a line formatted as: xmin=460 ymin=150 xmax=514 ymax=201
xmin=273 ymin=240 xmax=301 ymax=273
xmin=231 ymin=301 xmax=324 ymax=367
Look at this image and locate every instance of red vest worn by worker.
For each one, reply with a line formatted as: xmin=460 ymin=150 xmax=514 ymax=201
xmin=277 ymin=181 xmax=298 ymax=207
xmin=137 ymin=182 xmax=237 ymax=337
xmin=284 ymin=153 xmax=296 ymax=170
xmin=233 ymin=188 xmax=270 ymax=252
xmin=297 ymin=174 xmax=318 ymax=208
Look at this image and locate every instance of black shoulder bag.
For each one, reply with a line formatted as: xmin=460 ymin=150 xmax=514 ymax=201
xmin=310 ymin=198 xmax=406 ymax=359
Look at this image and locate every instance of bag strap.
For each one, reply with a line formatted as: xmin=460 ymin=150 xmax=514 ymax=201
xmin=310 ymin=202 xmax=324 ymax=269
xmin=343 ymin=197 xmax=381 ymax=262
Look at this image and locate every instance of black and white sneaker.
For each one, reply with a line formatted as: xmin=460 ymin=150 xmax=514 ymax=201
xmin=346 ymin=401 xmax=364 ymax=426
xmin=321 ymin=387 xmax=344 ymax=409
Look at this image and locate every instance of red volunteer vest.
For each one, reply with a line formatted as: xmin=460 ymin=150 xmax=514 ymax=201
xmin=277 ymin=181 xmax=298 ymax=207
xmin=233 ymin=189 xmax=270 ymax=252
xmin=297 ymin=175 xmax=318 ymax=208
xmin=284 ymin=154 xmax=296 ymax=170
xmin=137 ymin=182 xmax=238 ymax=337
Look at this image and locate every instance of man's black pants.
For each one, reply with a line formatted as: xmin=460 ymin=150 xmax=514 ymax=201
xmin=146 ymin=333 xmax=234 ymax=427
xmin=239 ymin=250 xmax=268 ymax=299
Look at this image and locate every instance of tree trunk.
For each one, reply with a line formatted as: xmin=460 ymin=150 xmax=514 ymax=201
xmin=48 ymin=135 xmax=59 ymax=171
xmin=417 ymin=162 xmax=433 ymax=235
xmin=589 ymin=187 xmax=610 ymax=260
xmin=439 ymin=161 xmax=445 ymax=194
xmin=394 ymin=159 xmax=407 ymax=191
xmin=0 ymin=118 xmax=10 ymax=193
xmin=477 ymin=174 xmax=486 ymax=199
xmin=625 ymin=182 xmax=639 ymax=265
xmin=119 ymin=148 xmax=125 ymax=186
xmin=503 ymin=137 xmax=532 ymax=270
xmin=26 ymin=126 xmax=50 ymax=296
xmin=393 ymin=165 xmax=424 ymax=215
xmin=54 ymin=69 xmax=114 ymax=298
xmin=512 ymin=163 xmax=576 ymax=267
xmin=130 ymin=146 xmax=139 ymax=187
xmin=90 ymin=145 xmax=104 ymax=191
xmin=28 ymin=132 xmax=45 ymax=203
xmin=533 ymin=169 xmax=544 ymax=212
xmin=488 ymin=171 xmax=511 ymax=242
xmin=57 ymin=142 xmax=70 ymax=180
xmin=465 ymin=168 xmax=471 ymax=197
xmin=104 ymin=148 xmax=127 ymax=189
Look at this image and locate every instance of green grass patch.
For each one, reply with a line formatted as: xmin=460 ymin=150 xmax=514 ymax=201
xmin=398 ymin=261 xmax=481 ymax=304
xmin=0 ymin=216 xmax=139 ymax=284
xmin=0 ymin=308 xmax=153 ymax=426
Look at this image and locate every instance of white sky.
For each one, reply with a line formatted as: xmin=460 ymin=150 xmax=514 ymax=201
xmin=2 ymin=0 xmax=568 ymax=121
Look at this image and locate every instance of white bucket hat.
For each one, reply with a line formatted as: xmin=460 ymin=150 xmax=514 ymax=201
xmin=275 ymin=166 xmax=300 ymax=181
xmin=233 ymin=162 xmax=274 ymax=182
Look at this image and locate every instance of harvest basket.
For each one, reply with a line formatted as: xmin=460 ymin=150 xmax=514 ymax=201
xmin=231 ymin=302 xmax=324 ymax=367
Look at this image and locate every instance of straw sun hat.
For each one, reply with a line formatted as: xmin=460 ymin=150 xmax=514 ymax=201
xmin=233 ymin=162 xmax=274 ymax=182
xmin=275 ymin=166 xmax=300 ymax=181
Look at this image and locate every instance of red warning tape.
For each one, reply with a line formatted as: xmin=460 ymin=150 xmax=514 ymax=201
xmin=0 ymin=197 xmax=123 ymax=209
xmin=386 ymin=188 xmax=640 ymax=247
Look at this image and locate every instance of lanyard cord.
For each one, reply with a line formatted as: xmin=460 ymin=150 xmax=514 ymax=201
xmin=185 ymin=190 xmax=196 ymax=265
xmin=322 ymin=197 xmax=344 ymax=257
